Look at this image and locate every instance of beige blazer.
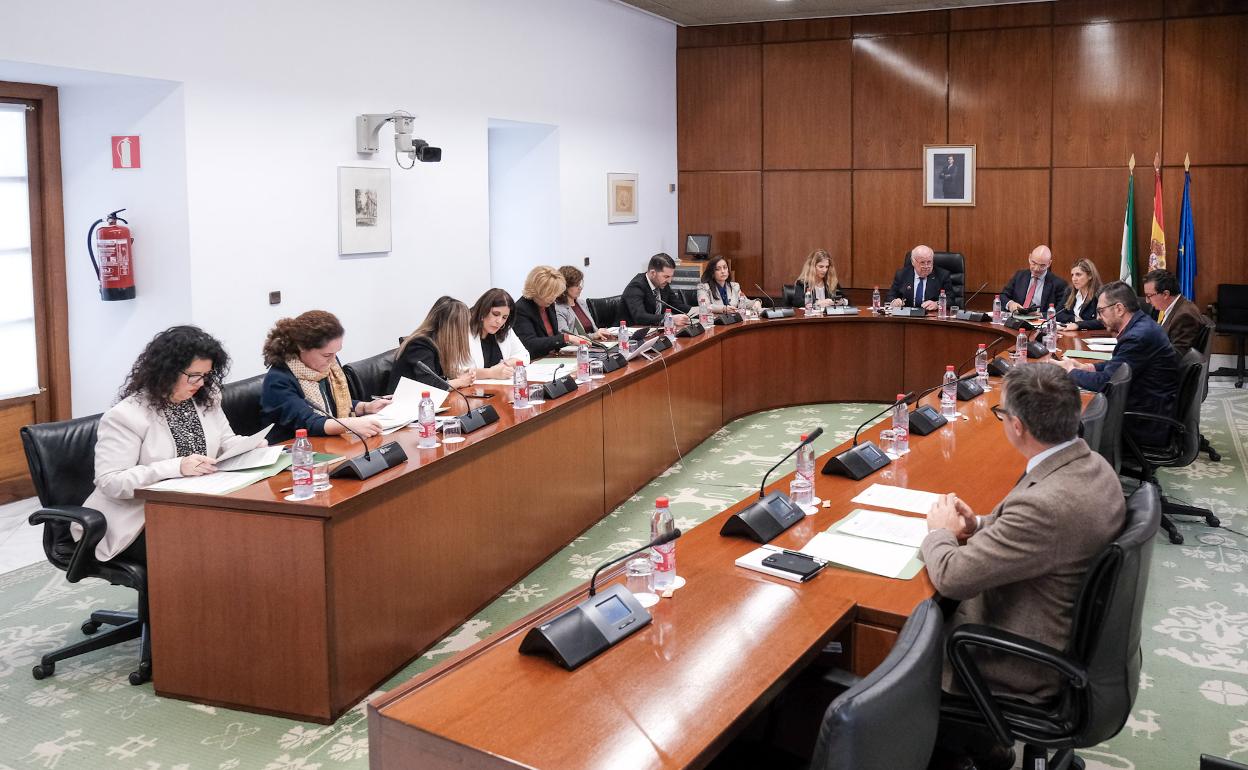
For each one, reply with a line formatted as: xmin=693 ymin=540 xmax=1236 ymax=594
xmin=83 ymin=394 xmax=256 ymax=561
xmin=695 ymin=281 xmax=757 ymax=313
xmin=920 ymin=439 xmax=1126 ymax=702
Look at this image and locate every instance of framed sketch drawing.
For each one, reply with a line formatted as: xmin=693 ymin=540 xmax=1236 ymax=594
xmin=338 ymin=166 xmax=392 ymax=254
xmin=607 ymin=173 xmax=638 ymax=224
xmin=924 ymin=145 xmax=975 ymax=206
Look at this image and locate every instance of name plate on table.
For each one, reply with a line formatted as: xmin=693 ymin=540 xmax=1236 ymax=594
xmin=519 ymin=584 xmax=651 ymax=670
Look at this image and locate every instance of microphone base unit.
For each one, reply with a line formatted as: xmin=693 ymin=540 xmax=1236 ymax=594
xmin=541 ymin=375 xmax=579 ymax=401
xmin=986 ymin=356 xmax=1014 ymax=377
xmin=956 ymin=378 xmax=985 ymax=401
xmin=908 ymin=404 xmax=948 ymax=435
xmin=821 ymin=440 xmax=891 ymax=480
xmin=518 ymin=583 xmax=652 ymax=670
xmin=955 ymin=310 xmax=990 ymax=322
xmin=891 ymin=307 xmax=926 ymax=317
xmin=458 ymin=404 xmax=500 ymax=434
xmin=714 ymin=313 xmax=743 ymax=326
xmin=652 ymin=336 xmax=673 ymax=352
xmin=329 ymin=441 xmax=408 ymax=480
xmin=600 ymin=352 xmax=628 ymax=373
xmin=719 ymin=490 xmax=806 ymax=543
xmin=1003 ymin=317 xmax=1035 ymax=331
xmin=676 ymin=321 xmax=706 ymax=338
xmin=762 ymin=308 xmax=795 ymax=319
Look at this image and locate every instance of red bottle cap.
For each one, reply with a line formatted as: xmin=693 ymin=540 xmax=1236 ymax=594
xmin=978 ymin=343 xmax=986 ymax=348
xmin=946 ymin=365 xmax=955 ymax=371
xmin=896 ymin=393 xmax=906 ymax=400
xmin=874 ymin=285 xmax=879 ymax=289
xmin=801 ymin=433 xmax=808 ymax=441
xmin=422 ymin=391 xmax=430 ymax=398
xmin=295 ymin=428 xmax=307 ymax=438
xmin=656 ymin=496 xmax=669 ymax=507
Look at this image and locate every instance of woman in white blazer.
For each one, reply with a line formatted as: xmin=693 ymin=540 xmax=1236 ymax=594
xmin=554 ymin=265 xmax=610 ymax=341
xmin=467 ymin=288 xmax=531 ymax=380
xmin=696 ymin=256 xmax=762 ymax=314
xmin=84 ymin=326 xmax=264 ymax=562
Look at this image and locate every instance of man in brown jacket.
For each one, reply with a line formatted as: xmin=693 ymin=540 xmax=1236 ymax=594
xmin=923 ymin=364 xmax=1126 ymax=768
xmin=1144 ymin=268 xmax=1205 ymax=357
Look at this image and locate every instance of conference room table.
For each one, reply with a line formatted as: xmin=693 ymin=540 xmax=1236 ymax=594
xmin=137 ymin=309 xmax=1095 ymax=726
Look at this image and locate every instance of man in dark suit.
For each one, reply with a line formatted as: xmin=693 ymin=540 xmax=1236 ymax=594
xmin=886 ymin=245 xmax=953 ymax=310
xmin=938 ymin=154 xmax=963 ymax=199
xmin=923 ymin=363 xmax=1125 ymax=769
xmin=1144 ymin=268 xmax=1205 ymax=358
xmin=1057 ymin=280 xmax=1179 ymax=447
xmin=621 ymin=253 xmax=691 ymax=326
xmin=999 ymin=245 xmax=1069 ymax=313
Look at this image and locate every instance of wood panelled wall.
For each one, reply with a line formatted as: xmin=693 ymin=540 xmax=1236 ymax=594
xmin=677 ymin=0 xmax=1248 ymax=314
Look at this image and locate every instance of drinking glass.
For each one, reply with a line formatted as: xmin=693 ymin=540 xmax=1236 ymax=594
xmin=626 ymin=557 xmax=658 ymax=608
xmin=949 ymin=305 xmax=960 ymax=318
xmin=589 ymin=359 xmax=605 ymax=380
xmin=527 ymin=383 xmax=545 ymax=406
xmin=442 ymin=419 xmax=465 ymax=445
xmin=879 ymin=429 xmax=897 ymax=458
xmin=312 ymin=460 xmax=332 ymax=492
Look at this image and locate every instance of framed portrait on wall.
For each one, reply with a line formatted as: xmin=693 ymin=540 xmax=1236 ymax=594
xmin=607 ymin=172 xmax=638 ymax=224
xmin=923 ymin=145 xmax=975 ymax=206
xmin=338 ymin=166 xmax=392 ymax=255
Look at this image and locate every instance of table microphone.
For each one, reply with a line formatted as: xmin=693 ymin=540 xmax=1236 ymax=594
xmin=757 ymin=427 xmax=823 ymax=497
xmin=414 ymin=361 xmax=486 ymax=404
xmin=719 ymin=429 xmax=822 ymax=542
xmin=754 ymin=283 xmax=795 ymax=319
xmin=753 ymin=283 xmax=775 ymax=309
xmin=851 ymin=394 xmax=913 ymax=447
xmin=588 ymin=528 xmax=682 ymax=596
xmin=955 ymin=282 xmax=991 ymax=321
xmin=657 ymin=295 xmax=706 ymax=337
xmin=309 ymin=404 xmax=374 ymax=462
xmin=416 ymin=361 xmax=501 ymax=433
xmin=309 ymin=405 xmax=408 ymax=480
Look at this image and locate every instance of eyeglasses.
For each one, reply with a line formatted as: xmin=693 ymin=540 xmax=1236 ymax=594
xmin=1094 ymin=301 xmax=1121 ymax=318
xmin=182 ymin=370 xmax=213 ymax=385
xmin=991 ymin=404 xmax=1010 ymax=421
xmin=1142 ymin=291 xmax=1158 ymax=300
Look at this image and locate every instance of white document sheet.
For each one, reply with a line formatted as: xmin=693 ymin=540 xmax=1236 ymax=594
xmin=799 ymin=531 xmax=917 ymax=579
xmin=144 ymin=468 xmax=271 ymax=496
xmin=851 ymin=483 xmax=940 ymax=515
xmin=476 ymin=358 xmax=579 ymax=386
xmin=376 ymin=377 xmax=448 ymax=429
xmin=837 ymin=509 xmax=928 ymax=548
xmin=215 ymin=445 xmax=285 ymax=472
xmin=1082 ymin=337 xmax=1119 ymax=347
xmin=215 ymin=424 xmax=273 ymax=462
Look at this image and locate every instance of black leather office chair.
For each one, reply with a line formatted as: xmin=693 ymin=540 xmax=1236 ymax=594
xmin=1203 ymin=756 xmax=1248 ymax=769
xmin=1193 ymin=320 xmax=1221 ymax=462
xmin=344 ymin=348 xmax=397 ymax=399
xmin=1077 ymin=393 xmax=1107 ymax=455
xmin=808 ymin=599 xmax=943 ymax=770
xmin=783 ymin=283 xmax=798 ymax=308
xmin=676 ymin=288 xmax=700 ymax=311
xmin=902 ymin=250 xmax=966 ymax=307
xmin=1093 ymin=363 xmax=1132 ymax=475
xmin=20 ymin=415 xmax=152 ymax=686
xmin=939 ymin=482 xmax=1161 ymax=770
xmin=1209 ymin=283 xmax=1248 ymax=388
xmin=587 ymin=295 xmax=625 ymax=328
xmin=1121 ymin=350 xmax=1219 ymax=545
xmin=220 ymin=373 xmax=266 ymax=437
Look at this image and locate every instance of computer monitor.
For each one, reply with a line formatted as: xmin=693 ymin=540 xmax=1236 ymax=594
xmin=685 ymin=234 xmax=711 ymax=260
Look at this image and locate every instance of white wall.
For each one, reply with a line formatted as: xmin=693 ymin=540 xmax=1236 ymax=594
xmin=489 ymin=120 xmax=560 ymax=298
xmin=0 ymin=0 xmax=676 ymax=416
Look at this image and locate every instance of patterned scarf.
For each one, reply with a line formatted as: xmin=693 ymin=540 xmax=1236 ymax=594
xmin=285 ymin=357 xmax=353 ymax=418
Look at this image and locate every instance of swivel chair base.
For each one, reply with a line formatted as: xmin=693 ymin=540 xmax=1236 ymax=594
xmin=32 ymin=608 xmax=152 ymax=686
xmin=1022 ymin=745 xmax=1084 ymax=770
xmin=1159 ymin=494 xmax=1222 ymax=546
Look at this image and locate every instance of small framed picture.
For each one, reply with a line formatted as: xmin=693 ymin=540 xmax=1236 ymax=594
xmin=338 ymin=166 xmax=391 ymax=255
xmin=607 ymin=172 xmax=638 ymax=224
xmin=924 ymin=145 xmax=975 ymax=206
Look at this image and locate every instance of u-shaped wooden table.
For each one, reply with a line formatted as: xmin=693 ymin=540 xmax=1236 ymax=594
xmin=141 ymin=313 xmax=1044 ymax=733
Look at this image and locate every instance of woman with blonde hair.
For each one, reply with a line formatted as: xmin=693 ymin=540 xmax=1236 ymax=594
xmin=1057 ymin=258 xmax=1105 ymax=331
xmin=260 ymin=310 xmax=389 ymax=443
xmin=789 ymin=249 xmax=845 ymax=309
xmin=391 ymin=298 xmax=476 ymax=391
xmin=514 ymin=265 xmax=589 ymax=357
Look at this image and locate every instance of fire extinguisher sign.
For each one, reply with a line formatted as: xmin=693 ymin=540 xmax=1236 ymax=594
xmin=111 ymin=136 xmax=141 ymax=169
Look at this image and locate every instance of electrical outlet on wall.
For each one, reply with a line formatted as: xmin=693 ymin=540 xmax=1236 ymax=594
xmin=269 ymin=291 xmax=281 ymax=305
xmin=583 ymin=257 xmax=590 ymax=267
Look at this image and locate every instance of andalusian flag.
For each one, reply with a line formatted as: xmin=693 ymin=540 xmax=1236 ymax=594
xmin=1178 ymin=161 xmax=1197 ymax=298
xmin=1149 ymin=160 xmax=1166 ymax=270
xmin=1119 ymin=167 xmax=1136 ymax=288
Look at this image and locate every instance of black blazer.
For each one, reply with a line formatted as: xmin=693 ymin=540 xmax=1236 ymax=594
xmin=513 ymin=297 xmax=564 ymax=357
xmin=1000 ymin=269 xmax=1069 ymax=312
xmin=789 ymin=279 xmax=843 ymax=308
xmin=1054 ymin=292 xmax=1105 ymax=330
xmin=886 ymin=266 xmax=953 ymax=307
xmin=389 ymin=337 xmax=449 ymax=393
xmin=621 ymin=272 xmax=688 ymax=326
xmin=260 ymin=362 xmax=358 ymax=444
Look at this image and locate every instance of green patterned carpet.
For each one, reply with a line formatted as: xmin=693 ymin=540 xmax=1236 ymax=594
xmin=1 ymin=394 xmax=1245 ymax=769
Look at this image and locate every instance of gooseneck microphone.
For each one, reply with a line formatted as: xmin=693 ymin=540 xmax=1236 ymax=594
xmin=656 ymin=294 xmax=690 ymax=316
xmin=753 ymin=283 xmax=775 ymax=308
xmin=588 ymin=528 xmax=682 ymax=596
xmin=961 ymin=281 xmax=990 ymax=308
xmin=415 ymin=360 xmax=486 ymax=407
xmin=757 ymin=428 xmax=824 ymax=498
xmin=310 ymin=404 xmax=373 ymax=461
xmin=851 ymin=394 xmax=913 ymax=447
xmin=308 ymin=405 xmax=408 ymax=480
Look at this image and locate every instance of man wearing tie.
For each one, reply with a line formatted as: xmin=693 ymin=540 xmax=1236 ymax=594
xmin=621 ymin=253 xmax=691 ymax=326
xmin=1000 ymin=245 xmax=1068 ymax=313
xmin=886 ymin=245 xmax=953 ymax=310
xmin=1143 ymin=269 xmax=1205 ymax=358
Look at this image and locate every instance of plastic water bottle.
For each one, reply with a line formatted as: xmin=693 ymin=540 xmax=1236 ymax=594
xmin=650 ymin=496 xmax=676 ymax=591
xmin=1016 ymin=329 xmax=1028 ymax=362
xmin=892 ymin=395 xmax=910 ymax=455
xmin=1046 ymin=304 xmax=1058 ymax=354
xmin=663 ymin=308 xmax=676 ymax=341
xmin=699 ymin=296 xmax=712 ymax=327
xmin=576 ymin=341 xmax=590 ymax=383
xmin=512 ymin=360 xmax=529 ymax=408
xmin=617 ymin=321 xmax=629 ymax=356
xmin=794 ymin=435 xmax=815 ymax=505
xmin=941 ymin=365 xmax=958 ymax=418
xmin=417 ymin=391 xmax=437 ymax=448
xmin=290 ymin=429 xmax=314 ymax=499
xmin=938 ymin=289 xmax=948 ymax=320
xmin=804 ymin=290 xmax=815 ymax=315
xmin=872 ymin=285 xmax=881 ymax=314
xmin=975 ymin=343 xmax=991 ymax=390
xmin=992 ymin=296 xmax=1003 ymax=325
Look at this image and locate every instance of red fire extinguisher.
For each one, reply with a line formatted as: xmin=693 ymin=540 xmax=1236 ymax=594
xmin=88 ymin=208 xmax=136 ymax=301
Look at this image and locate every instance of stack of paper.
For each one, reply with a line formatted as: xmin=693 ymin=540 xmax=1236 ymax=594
xmin=476 ymin=358 xmax=579 ymax=386
xmin=734 ymin=509 xmax=927 ymax=581
xmin=851 ymin=483 xmax=940 ymax=515
xmin=144 ymin=454 xmax=292 ymax=496
xmin=376 ymin=377 xmax=448 ymax=431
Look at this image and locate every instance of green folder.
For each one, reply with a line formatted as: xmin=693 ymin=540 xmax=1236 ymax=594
xmin=1063 ymin=349 xmax=1113 ymax=361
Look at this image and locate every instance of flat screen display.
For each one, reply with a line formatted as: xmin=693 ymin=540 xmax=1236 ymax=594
xmin=594 ymin=595 xmax=631 ymax=624
xmin=860 ymin=444 xmax=884 ymax=463
xmin=686 ymin=234 xmax=710 ymax=256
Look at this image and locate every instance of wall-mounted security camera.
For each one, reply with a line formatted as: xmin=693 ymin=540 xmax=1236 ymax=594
xmin=355 ymin=110 xmax=442 ymax=169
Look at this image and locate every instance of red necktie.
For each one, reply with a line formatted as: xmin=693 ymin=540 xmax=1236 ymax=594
xmin=1023 ymin=277 xmax=1037 ymax=307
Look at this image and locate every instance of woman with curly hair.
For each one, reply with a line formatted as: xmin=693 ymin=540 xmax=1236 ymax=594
xmin=260 ymin=310 xmax=389 ymax=443
xmin=85 ymin=325 xmax=265 ymax=562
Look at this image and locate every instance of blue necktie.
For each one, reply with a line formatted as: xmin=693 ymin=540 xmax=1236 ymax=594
xmin=915 ymin=278 xmax=925 ymax=306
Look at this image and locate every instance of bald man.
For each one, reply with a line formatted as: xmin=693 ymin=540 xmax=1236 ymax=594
xmin=1000 ymin=245 xmax=1069 ymax=313
xmin=886 ymin=245 xmax=954 ymax=310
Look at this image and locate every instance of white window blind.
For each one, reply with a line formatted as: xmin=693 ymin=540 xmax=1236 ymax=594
xmin=0 ymin=102 xmax=39 ymax=400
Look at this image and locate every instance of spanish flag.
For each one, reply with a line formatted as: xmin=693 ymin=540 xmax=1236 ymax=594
xmin=1149 ymin=161 xmax=1166 ymax=270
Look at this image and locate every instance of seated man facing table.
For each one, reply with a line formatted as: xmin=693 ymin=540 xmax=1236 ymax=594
xmin=999 ymin=244 xmax=1069 ymax=314
xmin=923 ymin=363 xmax=1126 ymax=769
xmin=1143 ymin=268 xmax=1204 ymax=358
xmin=887 ymin=244 xmax=953 ymax=310
xmin=1056 ymin=280 xmax=1179 ymax=447
xmin=621 ymin=252 xmax=691 ymax=327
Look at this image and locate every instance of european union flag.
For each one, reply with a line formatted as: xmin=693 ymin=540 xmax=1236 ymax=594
xmin=1178 ymin=170 xmax=1197 ymax=299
